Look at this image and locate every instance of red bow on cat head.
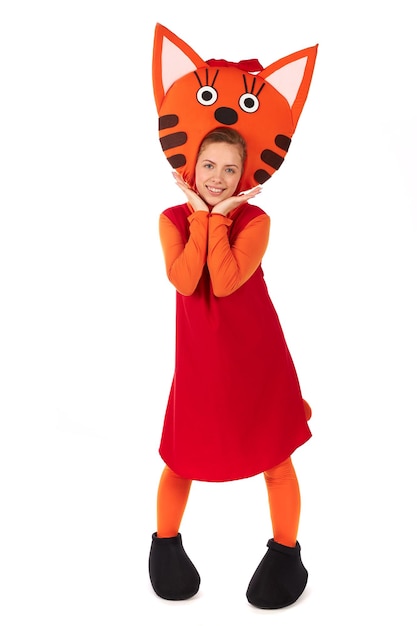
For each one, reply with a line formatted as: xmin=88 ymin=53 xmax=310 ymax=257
xmin=206 ymin=58 xmax=264 ymax=72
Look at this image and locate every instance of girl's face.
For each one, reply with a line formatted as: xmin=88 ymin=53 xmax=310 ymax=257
xmin=195 ymin=142 xmax=243 ymax=207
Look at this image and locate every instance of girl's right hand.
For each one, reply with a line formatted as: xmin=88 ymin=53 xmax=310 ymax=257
xmin=172 ymin=171 xmax=209 ymax=213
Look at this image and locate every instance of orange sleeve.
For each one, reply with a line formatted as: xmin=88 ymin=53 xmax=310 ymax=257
xmin=159 ymin=210 xmax=209 ymax=296
xmin=207 ymin=212 xmax=270 ymax=297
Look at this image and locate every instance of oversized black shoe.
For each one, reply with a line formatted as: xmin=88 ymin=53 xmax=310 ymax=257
xmin=148 ymin=532 xmax=200 ymax=600
xmin=246 ymin=539 xmax=308 ymax=609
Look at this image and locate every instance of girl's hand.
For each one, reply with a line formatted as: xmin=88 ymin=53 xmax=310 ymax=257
xmin=211 ymin=185 xmax=262 ymax=217
xmin=172 ymin=171 xmax=209 ymax=213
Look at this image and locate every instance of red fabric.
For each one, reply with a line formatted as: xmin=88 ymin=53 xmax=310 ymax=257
xmin=159 ymin=203 xmax=311 ymax=482
xmin=206 ymin=58 xmax=264 ymax=72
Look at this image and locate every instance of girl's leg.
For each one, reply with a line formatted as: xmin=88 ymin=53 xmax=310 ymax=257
xmin=156 ymin=464 xmax=193 ymax=538
xmin=149 ymin=465 xmax=200 ymax=600
xmin=246 ymin=457 xmax=307 ymax=608
xmin=263 ymin=457 xmax=301 ymax=548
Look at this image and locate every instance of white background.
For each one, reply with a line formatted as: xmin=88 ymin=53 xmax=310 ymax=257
xmin=1 ymin=1 xmax=416 ymax=624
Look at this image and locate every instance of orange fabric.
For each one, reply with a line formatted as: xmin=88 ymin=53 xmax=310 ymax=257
xmin=156 ymin=465 xmax=192 ymax=538
xmin=159 ymin=208 xmax=270 ymax=297
xmin=159 ymin=210 xmax=208 ymax=297
xmin=156 ymin=459 xmax=301 ymax=547
xmin=152 ymin=23 xmax=318 ymax=190
xmin=303 ymin=399 xmax=312 ymax=421
xmin=264 ymin=458 xmax=301 ymax=547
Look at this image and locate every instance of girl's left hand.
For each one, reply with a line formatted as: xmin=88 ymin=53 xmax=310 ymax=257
xmin=211 ymin=185 xmax=262 ymax=216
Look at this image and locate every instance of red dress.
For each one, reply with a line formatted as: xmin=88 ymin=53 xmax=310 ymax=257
xmin=159 ymin=202 xmax=311 ymax=482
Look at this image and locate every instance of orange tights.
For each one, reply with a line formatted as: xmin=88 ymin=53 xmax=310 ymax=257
xmin=156 ymin=457 xmax=300 ymax=547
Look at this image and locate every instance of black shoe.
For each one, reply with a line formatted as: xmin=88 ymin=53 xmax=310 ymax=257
xmin=246 ymin=539 xmax=308 ymax=609
xmin=148 ymin=532 xmax=200 ymax=600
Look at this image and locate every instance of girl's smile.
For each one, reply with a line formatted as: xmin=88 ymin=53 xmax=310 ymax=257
xmin=195 ymin=142 xmax=243 ymax=206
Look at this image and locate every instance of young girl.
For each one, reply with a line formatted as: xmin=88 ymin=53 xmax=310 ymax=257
xmin=149 ymin=127 xmax=312 ymax=609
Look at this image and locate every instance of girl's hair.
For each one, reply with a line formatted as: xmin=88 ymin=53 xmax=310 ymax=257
xmin=197 ymin=127 xmax=247 ymax=166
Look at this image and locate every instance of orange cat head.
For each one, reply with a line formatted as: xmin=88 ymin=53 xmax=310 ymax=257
xmin=152 ymin=23 xmax=318 ymax=191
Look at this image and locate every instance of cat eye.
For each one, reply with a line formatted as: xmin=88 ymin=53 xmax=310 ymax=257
xmin=238 ymin=93 xmax=260 ymax=113
xmin=196 ymin=85 xmax=218 ymax=106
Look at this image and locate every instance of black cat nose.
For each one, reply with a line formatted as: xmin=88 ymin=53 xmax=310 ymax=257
xmin=214 ymin=107 xmax=238 ymax=125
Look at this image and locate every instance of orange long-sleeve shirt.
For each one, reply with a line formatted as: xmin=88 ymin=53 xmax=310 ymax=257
xmin=159 ymin=206 xmax=270 ymax=297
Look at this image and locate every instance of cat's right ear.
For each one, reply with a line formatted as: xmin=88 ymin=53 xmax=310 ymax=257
xmin=152 ymin=23 xmax=206 ymax=111
xmin=259 ymin=45 xmax=318 ymax=132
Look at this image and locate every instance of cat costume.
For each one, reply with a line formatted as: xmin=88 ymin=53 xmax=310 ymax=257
xmin=149 ymin=23 xmax=318 ymax=609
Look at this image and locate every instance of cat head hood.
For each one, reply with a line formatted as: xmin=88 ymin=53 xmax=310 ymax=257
xmin=152 ymin=23 xmax=318 ymax=191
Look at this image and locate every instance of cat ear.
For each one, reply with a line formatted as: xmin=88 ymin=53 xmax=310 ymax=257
xmin=152 ymin=23 xmax=206 ymax=111
xmin=259 ymin=45 xmax=318 ymax=130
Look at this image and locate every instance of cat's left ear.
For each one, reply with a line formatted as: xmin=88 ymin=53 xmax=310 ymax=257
xmin=152 ymin=23 xmax=206 ymax=111
xmin=259 ymin=45 xmax=318 ymax=130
